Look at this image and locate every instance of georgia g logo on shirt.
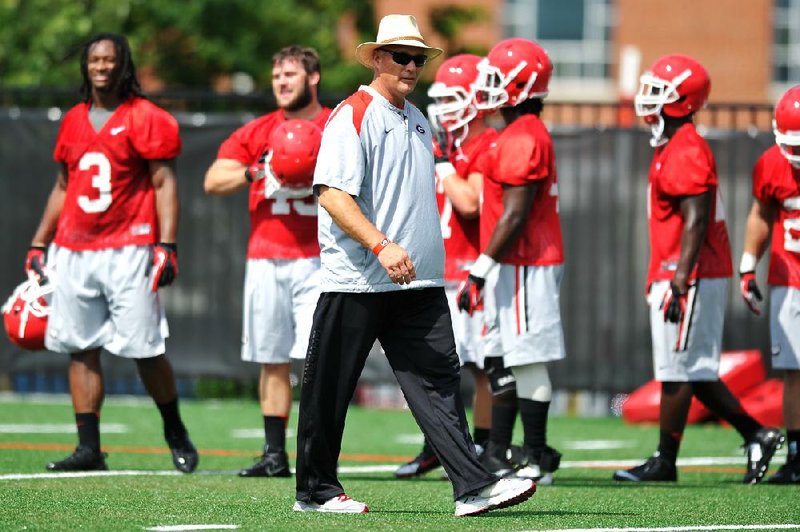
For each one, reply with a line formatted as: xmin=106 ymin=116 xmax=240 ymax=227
xmin=416 ymin=124 xmax=425 ymax=135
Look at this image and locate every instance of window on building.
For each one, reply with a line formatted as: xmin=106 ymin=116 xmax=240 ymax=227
xmin=502 ymin=0 xmax=614 ymax=82
xmin=773 ymin=0 xmax=800 ymax=87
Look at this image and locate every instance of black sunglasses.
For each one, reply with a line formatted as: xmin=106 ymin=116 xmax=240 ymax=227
xmin=379 ymin=49 xmax=428 ymax=67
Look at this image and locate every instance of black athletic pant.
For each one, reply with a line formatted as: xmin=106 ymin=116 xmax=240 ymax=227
xmin=295 ymin=288 xmax=497 ymax=503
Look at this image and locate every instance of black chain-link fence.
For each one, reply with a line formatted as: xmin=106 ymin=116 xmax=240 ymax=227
xmin=0 ymin=99 xmax=777 ymax=397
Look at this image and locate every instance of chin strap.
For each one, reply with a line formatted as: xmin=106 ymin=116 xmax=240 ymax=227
xmin=649 ymin=115 xmax=667 ymax=148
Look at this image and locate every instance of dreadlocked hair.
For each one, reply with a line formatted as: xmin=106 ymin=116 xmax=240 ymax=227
xmin=79 ymin=32 xmax=143 ymax=101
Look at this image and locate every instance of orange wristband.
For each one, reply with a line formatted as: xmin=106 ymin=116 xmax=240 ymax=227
xmin=372 ymin=237 xmax=390 ymax=256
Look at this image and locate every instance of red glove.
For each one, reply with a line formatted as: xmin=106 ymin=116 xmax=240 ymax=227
xmin=739 ymin=272 xmax=763 ymax=316
xmin=25 ymin=246 xmax=47 ymax=279
xmin=456 ymin=274 xmax=485 ymax=316
xmin=660 ymin=282 xmax=687 ymax=324
xmin=152 ymin=243 xmax=178 ymax=292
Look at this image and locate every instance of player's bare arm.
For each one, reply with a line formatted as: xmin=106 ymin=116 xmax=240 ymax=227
xmin=203 ymin=158 xmax=250 ymax=196
xmin=444 ymin=170 xmax=483 ymax=219
xmin=151 ymin=159 xmax=179 ymax=243
xmin=317 ymin=185 xmax=416 ymax=284
xmin=30 ymin=164 xmax=68 ymax=246
xmin=673 ymin=191 xmax=711 ymax=292
xmin=482 ymin=181 xmax=540 ymax=260
xmin=743 ymin=198 xmax=775 ymax=259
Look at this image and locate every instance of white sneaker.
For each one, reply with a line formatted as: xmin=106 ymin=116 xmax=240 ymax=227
xmin=454 ymin=478 xmax=536 ymax=517
xmin=293 ymin=494 xmax=369 ymax=513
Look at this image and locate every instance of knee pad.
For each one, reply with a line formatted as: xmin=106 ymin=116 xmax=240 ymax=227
xmin=511 ymin=363 xmax=552 ymax=402
xmin=483 ymin=356 xmax=517 ymax=396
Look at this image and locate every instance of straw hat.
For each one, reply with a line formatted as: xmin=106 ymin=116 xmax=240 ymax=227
xmin=355 ymin=14 xmax=443 ymax=68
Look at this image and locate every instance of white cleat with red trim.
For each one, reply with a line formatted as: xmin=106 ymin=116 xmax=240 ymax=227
xmin=454 ymin=478 xmax=536 ymax=517
xmin=293 ymin=494 xmax=369 ymax=514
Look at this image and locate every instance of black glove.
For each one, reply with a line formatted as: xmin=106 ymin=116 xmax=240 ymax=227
xmin=739 ymin=271 xmax=763 ymax=316
xmin=245 ymin=152 xmax=268 ymax=182
xmin=456 ymin=274 xmax=485 ymax=316
xmin=152 ymin=242 xmax=178 ymax=291
xmin=660 ymin=282 xmax=686 ymax=324
xmin=25 ymin=245 xmax=47 ymax=279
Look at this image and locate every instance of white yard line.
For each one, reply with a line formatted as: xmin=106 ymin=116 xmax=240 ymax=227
xmin=0 ymin=392 xmax=152 ymax=406
xmin=0 ymin=423 xmax=127 ymax=434
xmin=0 ymin=454 xmax=787 ymax=481
xmin=0 ymin=470 xmax=183 ymax=480
xmin=0 ymin=466 xmax=399 ymax=480
xmin=230 ymin=428 xmax=295 ymax=439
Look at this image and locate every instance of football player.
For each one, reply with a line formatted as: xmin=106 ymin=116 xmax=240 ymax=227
xmin=204 ymin=46 xmax=331 ymax=478
xmin=461 ymin=38 xmax=565 ymax=485
xmin=26 ymin=32 xmax=197 ymax=472
xmin=739 ymin=85 xmax=800 ymax=483
xmin=613 ymin=54 xmax=783 ymax=484
xmin=395 ymin=54 xmax=496 ymax=479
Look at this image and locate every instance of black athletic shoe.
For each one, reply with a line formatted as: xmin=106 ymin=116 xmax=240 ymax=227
xmin=507 ymin=444 xmax=526 ymax=469
xmin=239 ymin=447 xmax=291 ymax=477
xmin=766 ymin=454 xmax=800 ymax=484
xmin=480 ymin=443 xmax=516 ymax=478
xmin=46 ymin=445 xmax=108 ymax=472
xmin=166 ymin=431 xmax=199 ymax=473
xmin=743 ymin=427 xmax=784 ymax=484
xmin=515 ymin=445 xmax=562 ymax=485
xmin=613 ymin=454 xmax=677 ymax=482
xmin=395 ymin=446 xmax=441 ymax=479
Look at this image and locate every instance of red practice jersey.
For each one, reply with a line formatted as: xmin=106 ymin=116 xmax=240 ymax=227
xmin=480 ymin=114 xmax=563 ymax=266
xmin=752 ymin=145 xmax=800 ymax=287
xmin=217 ymin=108 xmax=332 ymax=259
xmin=647 ymin=123 xmax=732 ymax=284
xmin=52 ymin=97 xmax=181 ymax=250
xmin=438 ymin=128 xmax=498 ymax=280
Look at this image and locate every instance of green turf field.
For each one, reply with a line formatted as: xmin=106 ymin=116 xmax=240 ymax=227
xmin=0 ymin=394 xmax=797 ymax=531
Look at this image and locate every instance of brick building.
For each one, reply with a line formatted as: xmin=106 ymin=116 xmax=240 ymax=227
xmin=371 ymin=0 xmax=798 ymax=105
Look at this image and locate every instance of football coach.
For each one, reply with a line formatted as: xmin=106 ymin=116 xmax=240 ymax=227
xmin=292 ymin=14 xmax=536 ymax=517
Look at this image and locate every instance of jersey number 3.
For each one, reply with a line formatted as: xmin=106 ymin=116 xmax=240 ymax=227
xmin=77 ymin=152 xmax=112 ymax=213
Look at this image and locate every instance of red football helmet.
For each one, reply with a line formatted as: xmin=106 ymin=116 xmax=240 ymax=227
xmin=634 ymin=54 xmax=710 ymax=119
xmin=634 ymin=54 xmax=710 ymax=146
xmin=773 ymin=85 xmax=800 ymax=166
xmin=428 ymin=54 xmax=481 ymax=134
xmin=474 ymin=38 xmax=552 ymax=110
xmin=2 ymin=274 xmax=53 ymax=351
xmin=268 ymin=119 xmax=323 ymax=189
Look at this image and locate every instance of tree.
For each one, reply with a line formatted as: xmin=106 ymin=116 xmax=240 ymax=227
xmin=0 ymin=0 xmax=375 ymax=93
xmin=429 ymin=4 xmax=488 ymax=56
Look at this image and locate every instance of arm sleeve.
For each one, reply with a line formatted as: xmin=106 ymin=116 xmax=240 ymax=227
xmin=130 ymin=105 xmax=182 ymax=160
xmin=312 ymin=104 xmax=365 ymax=196
xmin=658 ymin=145 xmax=713 ymax=197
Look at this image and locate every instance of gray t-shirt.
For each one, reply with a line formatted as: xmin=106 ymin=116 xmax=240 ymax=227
xmin=313 ymin=85 xmax=445 ymax=293
xmin=89 ymin=104 xmax=117 ymax=132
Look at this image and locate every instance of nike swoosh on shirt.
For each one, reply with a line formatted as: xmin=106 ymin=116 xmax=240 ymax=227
xmin=110 ymin=126 xmax=126 ymax=136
